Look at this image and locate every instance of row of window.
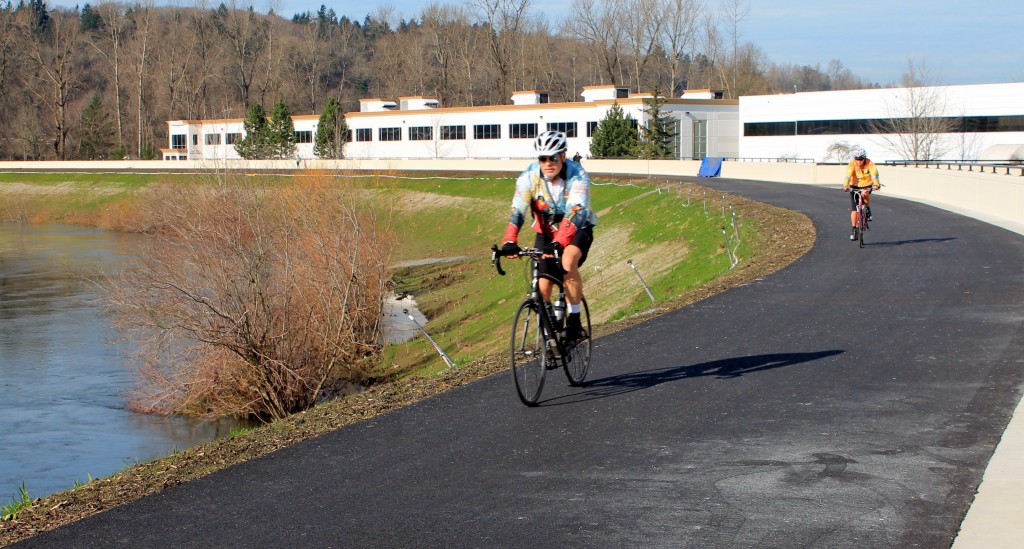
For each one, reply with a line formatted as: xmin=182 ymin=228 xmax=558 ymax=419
xmin=173 ymin=121 xmax=613 ymax=148
xmin=745 ymin=115 xmax=1024 ymax=137
xmin=173 ymin=130 xmax=315 ymax=149
xmin=353 ymin=122 xmax=603 ymax=142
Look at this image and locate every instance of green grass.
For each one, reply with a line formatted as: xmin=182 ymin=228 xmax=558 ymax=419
xmin=1 ymin=483 xmax=31 ymax=521
xmin=0 ymin=171 xmax=757 ymax=382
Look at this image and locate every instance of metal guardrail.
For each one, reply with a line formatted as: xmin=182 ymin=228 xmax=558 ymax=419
xmin=884 ymin=160 xmax=1024 ymax=176
xmin=720 ymin=157 xmax=815 ymax=163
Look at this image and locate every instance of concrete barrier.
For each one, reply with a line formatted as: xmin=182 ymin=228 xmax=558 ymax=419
xmin=1 ymin=158 xmax=1020 ymax=235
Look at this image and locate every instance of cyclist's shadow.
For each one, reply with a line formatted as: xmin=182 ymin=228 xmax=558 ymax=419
xmin=545 ymin=350 xmax=844 ymax=405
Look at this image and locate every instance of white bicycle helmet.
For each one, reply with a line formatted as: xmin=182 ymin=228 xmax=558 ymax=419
xmin=534 ymin=130 xmax=568 ymax=155
xmin=851 ymin=147 xmax=867 ymax=160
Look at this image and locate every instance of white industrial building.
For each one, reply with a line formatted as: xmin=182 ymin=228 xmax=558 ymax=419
xmin=163 ymin=85 xmax=740 ymax=162
xmin=163 ymin=81 xmax=1024 ymax=164
xmin=738 ymin=82 xmax=1024 ymax=163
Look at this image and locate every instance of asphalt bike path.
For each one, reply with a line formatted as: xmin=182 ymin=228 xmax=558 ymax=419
xmin=15 ymin=179 xmax=1024 ymax=548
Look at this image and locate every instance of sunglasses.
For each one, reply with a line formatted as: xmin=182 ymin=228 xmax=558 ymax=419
xmin=537 ymin=155 xmax=562 ymax=163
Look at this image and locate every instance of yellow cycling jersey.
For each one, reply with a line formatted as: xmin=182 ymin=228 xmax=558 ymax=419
xmin=846 ymin=159 xmax=880 ymax=188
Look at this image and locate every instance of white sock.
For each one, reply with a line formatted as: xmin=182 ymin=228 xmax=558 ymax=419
xmin=568 ymin=302 xmax=581 ymax=314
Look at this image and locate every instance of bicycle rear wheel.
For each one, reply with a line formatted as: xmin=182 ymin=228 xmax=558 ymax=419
xmin=562 ymin=297 xmax=592 ymax=386
xmin=510 ymin=300 xmax=547 ymax=406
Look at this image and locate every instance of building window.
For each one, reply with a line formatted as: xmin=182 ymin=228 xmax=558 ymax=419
xmin=344 ymin=129 xmax=352 ymax=143
xmin=225 ymin=133 xmax=242 ymax=145
xmin=192 ymin=134 xmax=198 ymax=146
xmin=509 ymin=123 xmax=538 ymax=139
xmin=546 ymin=122 xmax=577 ymax=138
xmin=356 ymin=128 xmax=371 ymax=142
xmin=294 ymin=130 xmax=313 ymax=143
xmin=441 ymin=125 xmax=466 ymax=140
xmin=380 ymin=127 xmax=401 ymax=141
xmin=586 ymin=122 xmax=598 ymax=137
xmin=205 ymin=133 xmax=221 ymax=145
xmin=171 ymin=134 xmax=186 ymax=149
xmin=409 ymin=126 xmax=433 ymax=141
xmin=474 ymin=124 xmax=500 ymax=139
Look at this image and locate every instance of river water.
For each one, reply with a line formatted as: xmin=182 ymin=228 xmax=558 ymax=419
xmin=0 ymin=223 xmax=245 ymax=503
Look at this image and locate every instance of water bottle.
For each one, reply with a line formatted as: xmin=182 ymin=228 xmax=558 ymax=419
xmin=553 ymin=296 xmax=566 ymax=330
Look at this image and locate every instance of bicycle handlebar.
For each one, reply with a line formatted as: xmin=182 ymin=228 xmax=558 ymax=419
xmin=490 ymin=245 xmax=559 ymax=277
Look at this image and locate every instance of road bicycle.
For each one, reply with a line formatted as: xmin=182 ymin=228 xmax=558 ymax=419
xmin=848 ymin=187 xmax=872 ymax=248
xmin=491 ymin=245 xmax=592 ymax=406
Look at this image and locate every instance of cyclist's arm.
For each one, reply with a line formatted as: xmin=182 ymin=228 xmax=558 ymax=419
xmin=842 ymin=161 xmax=855 ymax=191
xmin=502 ymin=167 xmax=534 ymax=244
xmin=553 ymin=168 xmax=593 ymax=248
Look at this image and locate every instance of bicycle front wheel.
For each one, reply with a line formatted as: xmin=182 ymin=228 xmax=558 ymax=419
xmin=511 ymin=300 xmax=547 ymax=406
xmin=563 ymin=297 xmax=592 ymax=386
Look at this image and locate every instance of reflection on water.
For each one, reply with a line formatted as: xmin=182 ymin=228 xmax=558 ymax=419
xmin=0 ymin=223 xmax=248 ymax=502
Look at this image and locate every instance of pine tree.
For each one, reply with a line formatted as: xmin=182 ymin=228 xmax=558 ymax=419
xmin=589 ymin=102 xmax=638 ymax=158
xmin=77 ymin=93 xmax=114 ymax=160
xmin=635 ymin=84 xmax=677 ymax=159
xmin=235 ymin=103 xmax=268 ymax=159
xmin=267 ymin=100 xmax=295 ymax=159
xmin=313 ymin=97 xmax=349 ymax=159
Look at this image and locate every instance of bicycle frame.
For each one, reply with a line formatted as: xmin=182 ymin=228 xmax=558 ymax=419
xmin=492 ymin=245 xmax=567 ymax=355
xmin=850 ymin=188 xmax=870 ymax=247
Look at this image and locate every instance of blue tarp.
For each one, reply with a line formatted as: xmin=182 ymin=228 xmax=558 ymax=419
xmin=697 ymin=157 xmax=724 ymax=177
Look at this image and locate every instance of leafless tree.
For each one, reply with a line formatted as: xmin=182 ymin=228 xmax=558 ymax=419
xmin=620 ymin=0 xmax=665 ymax=91
xmin=870 ymin=59 xmax=956 ymax=160
xmin=568 ymin=0 xmax=625 ymax=86
xmin=211 ymin=1 xmax=269 ymax=109
xmin=474 ymin=0 xmax=532 ymax=101
xmin=88 ymin=3 xmax=130 ymax=151
xmin=661 ymin=0 xmax=703 ymax=95
xmin=18 ymin=9 xmax=84 ymax=159
xmin=124 ymin=1 xmax=156 ymax=157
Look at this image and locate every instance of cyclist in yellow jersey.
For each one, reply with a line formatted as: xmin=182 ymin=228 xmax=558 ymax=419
xmin=842 ymin=147 xmax=880 ymax=240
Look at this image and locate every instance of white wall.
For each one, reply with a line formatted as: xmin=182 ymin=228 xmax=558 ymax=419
xmin=739 ymin=82 xmax=1024 ymax=163
xmin=4 ymin=159 xmax=1019 ymax=236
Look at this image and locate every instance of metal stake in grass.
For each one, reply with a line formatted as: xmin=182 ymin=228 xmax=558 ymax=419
xmin=627 ymin=259 xmax=656 ymax=303
xmin=404 ymin=308 xmax=456 ymax=368
xmin=722 ymin=226 xmax=738 ymax=269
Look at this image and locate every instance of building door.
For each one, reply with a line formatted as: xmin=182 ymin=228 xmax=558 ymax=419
xmin=692 ymin=119 xmax=707 ymax=160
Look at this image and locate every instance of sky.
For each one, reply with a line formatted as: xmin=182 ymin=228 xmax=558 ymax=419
xmin=54 ymin=0 xmax=1024 ymax=87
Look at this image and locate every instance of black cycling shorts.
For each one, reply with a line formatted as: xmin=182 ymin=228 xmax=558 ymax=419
xmin=849 ymin=188 xmax=872 ymax=211
xmin=534 ymin=226 xmax=594 ymax=281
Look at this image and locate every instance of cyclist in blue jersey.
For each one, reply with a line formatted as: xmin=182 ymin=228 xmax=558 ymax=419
xmin=499 ymin=131 xmax=598 ymax=343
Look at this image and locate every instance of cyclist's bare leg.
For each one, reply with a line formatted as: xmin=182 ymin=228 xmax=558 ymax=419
xmin=538 ymin=277 xmax=554 ymax=302
xmin=561 ymin=244 xmax=583 ymax=306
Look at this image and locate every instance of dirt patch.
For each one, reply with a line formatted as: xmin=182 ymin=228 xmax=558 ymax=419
xmin=0 ymin=182 xmax=123 ymax=197
xmin=0 ymin=184 xmax=815 ymax=546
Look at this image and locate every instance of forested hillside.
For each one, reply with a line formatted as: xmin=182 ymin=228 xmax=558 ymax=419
xmin=0 ymin=0 xmax=877 ymax=161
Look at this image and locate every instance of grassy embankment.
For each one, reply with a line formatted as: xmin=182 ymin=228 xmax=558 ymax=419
xmin=0 ymin=171 xmax=752 ymax=381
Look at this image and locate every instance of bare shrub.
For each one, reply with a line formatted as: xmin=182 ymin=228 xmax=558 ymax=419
xmin=102 ymin=172 xmax=394 ymax=421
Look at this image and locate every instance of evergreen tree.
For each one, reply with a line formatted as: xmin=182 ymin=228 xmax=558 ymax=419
xmin=635 ymin=84 xmax=677 ymax=159
xmin=313 ymin=97 xmax=349 ymax=159
xmin=589 ymin=102 xmax=638 ymax=158
xmin=80 ymin=4 xmax=101 ymax=32
xmin=77 ymin=93 xmax=114 ymax=160
xmin=235 ymin=103 xmax=268 ymax=159
xmin=267 ymin=100 xmax=295 ymax=159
